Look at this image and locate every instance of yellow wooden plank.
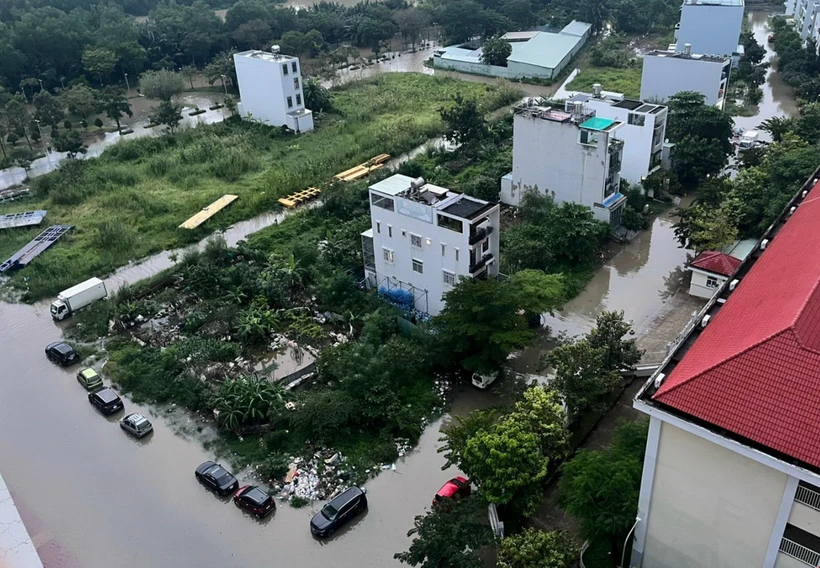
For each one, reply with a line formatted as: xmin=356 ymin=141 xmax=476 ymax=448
xmin=278 ymin=197 xmax=298 ymax=208
xmin=370 ymin=153 xmax=391 ymax=165
xmin=179 ymin=194 xmax=239 ymax=229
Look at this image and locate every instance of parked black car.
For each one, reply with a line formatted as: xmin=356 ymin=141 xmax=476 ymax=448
xmin=45 ymin=341 xmax=79 ymax=366
xmin=195 ymin=461 xmax=239 ymax=496
xmin=233 ymin=485 xmax=275 ymax=518
xmin=88 ymin=388 xmax=124 ymax=415
xmin=310 ymin=487 xmax=367 ymax=538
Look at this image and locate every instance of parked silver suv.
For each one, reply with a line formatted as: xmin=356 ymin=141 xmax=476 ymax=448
xmin=120 ymin=413 xmax=153 ymax=438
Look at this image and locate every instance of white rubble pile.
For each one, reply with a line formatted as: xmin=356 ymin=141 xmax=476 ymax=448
xmin=276 ymin=452 xmax=352 ymax=504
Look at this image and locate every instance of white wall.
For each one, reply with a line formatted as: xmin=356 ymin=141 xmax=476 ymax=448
xmin=677 ymin=3 xmax=744 ymax=56
xmin=584 ymin=99 xmax=667 ymax=183
xmin=688 ymin=268 xmax=726 ymax=299
xmin=370 ymin=191 xmax=500 ymax=315
xmin=233 ymin=52 xmax=308 ymax=129
xmin=640 ymin=55 xmax=730 ymax=107
xmin=641 ymin=422 xmax=788 ymax=568
xmin=506 ymin=114 xmax=609 ymax=208
xmin=434 ymin=57 xmax=551 ymax=79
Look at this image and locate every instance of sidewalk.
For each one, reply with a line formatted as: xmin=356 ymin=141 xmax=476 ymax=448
xmin=0 ymin=473 xmax=43 ymax=568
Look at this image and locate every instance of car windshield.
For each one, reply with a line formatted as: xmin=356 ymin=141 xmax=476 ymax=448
xmin=321 ymin=504 xmax=338 ymax=520
xmin=209 ymin=466 xmax=227 ymax=479
xmin=56 ymin=344 xmax=74 ymax=355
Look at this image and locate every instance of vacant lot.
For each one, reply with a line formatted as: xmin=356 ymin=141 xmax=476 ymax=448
xmin=0 ymin=73 xmax=520 ymax=301
xmin=566 ymin=65 xmax=642 ymax=99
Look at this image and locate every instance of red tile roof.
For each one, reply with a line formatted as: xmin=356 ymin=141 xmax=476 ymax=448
xmin=690 ymin=250 xmax=742 ymax=277
xmin=654 ymin=178 xmax=820 ymax=468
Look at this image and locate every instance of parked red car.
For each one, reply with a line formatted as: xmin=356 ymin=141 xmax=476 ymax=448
xmin=233 ymin=485 xmax=276 ymax=518
xmin=433 ymin=476 xmax=471 ymax=507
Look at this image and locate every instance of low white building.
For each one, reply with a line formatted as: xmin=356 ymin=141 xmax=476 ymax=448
xmin=672 ymin=0 xmax=745 ymax=58
xmin=361 ymin=174 xmax=500 ymax=316
xmin=786 ymin=0 xmax=820 ymax=42
xmin=500 ymin=98 xmax=626 ymax=225
xmin=565 ymin=86 xmax=668 ymax=185
xmin=640 ymin=47 xmax=732 ymax=109
xmin=233 ymin=47 xmax=314 ymax=133
xmin=687 ymin=239 xmax=756 ymax=298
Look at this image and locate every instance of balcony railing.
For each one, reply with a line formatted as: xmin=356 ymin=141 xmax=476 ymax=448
xmin=796 ymin=484 xmax=820 ymax=512
xmin=780 ymin=537 xmax=820 ymax=566
xmin=469 ymin=226 xmax=494 ymax=246
xmin=470 ymin=253 xmax=493 ymax=274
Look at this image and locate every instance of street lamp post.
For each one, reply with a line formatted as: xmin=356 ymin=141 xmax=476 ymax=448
xmin=220 ymin=75 xmax=228 ymax=98
xmin=37 ymin=79 xmax=44 ymax=92
xmin=124 ymin=72 xmax=130 ymax=93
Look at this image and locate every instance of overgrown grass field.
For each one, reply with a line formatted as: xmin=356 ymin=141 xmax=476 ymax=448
xmin=566 ymin=66 xmax=643 ymax=99
xmin=0 ymin=74 xmax=520 ymax=301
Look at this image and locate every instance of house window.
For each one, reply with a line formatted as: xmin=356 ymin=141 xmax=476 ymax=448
xmin=371 ymin=193 xmax=395 ymax=211
xmin=296 ymin=94 xmax=302 ymax=106
xmin=388 ymin=225 xmax=393 ymax=237
xmin=282 ymin=64 xmax=289 ymax=75
xmin=579 ymin=130 xmax=598 ymax=145
xmin=287 ymin=96 xmax=293 ymax=109
xmin=292 ymin=61 xmax=297 ymax=73
xmin=443 ymin=271 xmax=456 ymax=286
xmin=454 ymin=248 xmax=460 ymax=262
xmin=294 ymin=78 xmax=300 ymax=90
xmin=383 ymin=248 xmax=394 ymax=264
xmin=412 ymin=259 xmax=424 ymax=273
xmin=706 ymin=276 xmax=720 ymax=288
xmin=441 ymin=244 xmax=446 ymax=256
xmin=376 ymin=221 xmax=381 ymax=234
xmin=481 ymin=239 xmax=490 ymax=254
xmin=628 ymin=113 xmax=645 ymax=126
xmin=410 ymin=234 xmax=423 ymax=248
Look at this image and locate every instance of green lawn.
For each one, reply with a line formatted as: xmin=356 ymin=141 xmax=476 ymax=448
xmin=566 ymin=66 xmax=643 ymax=99
xmin=0 ymin=74 xmax=520 ymax=301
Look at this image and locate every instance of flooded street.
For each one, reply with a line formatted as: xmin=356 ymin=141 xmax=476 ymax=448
xmin=510 ymin=200 xmax=695 ymax=374
xmin=732 ymin=10 xmax=799 ymax=133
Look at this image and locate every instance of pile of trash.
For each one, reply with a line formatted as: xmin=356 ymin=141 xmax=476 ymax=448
xmin=276 ymin=451 xmax=353 ymax=504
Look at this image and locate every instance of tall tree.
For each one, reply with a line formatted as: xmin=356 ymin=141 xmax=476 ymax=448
xmin=5 ymin=96 xmax=33 ymax=150
xmin=139 ymin=69 xmax=185 ymax=101
xmin=60 ymin=84 xmax=97 ymax=120
xmin=53 ymin=130 xmax=87 ymax=158
xmin=82 ymin=47 xmax=118 ymax=85
xmin=33 ymin=91 xmax=65 ymax=128
xmin=303 ymin=77 xmax=333 ymax=112
xmin=393 ymin=8 xmax=431 ymax=49
xmin=481 ymin=36 xmax=512 ymax=66
xmin=150 ymin=100 xmax=183 ymax=132
xmin=97 ymin=87 xmax=132 ymax=132
xmin=440 ymin=93 xmax=490 ymax=152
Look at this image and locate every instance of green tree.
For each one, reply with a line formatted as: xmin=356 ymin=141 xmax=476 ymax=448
xmin=33 ymin=90 xmax=64 ymax=128
xmin=150 ymin=100 xmax=183 ymax=132
xmin=97 ymin=87 xmax=132 ymax=132
xmin=481 ymin=36 xmax=512 ymax=67
xmin=82 ymin=47 xmax=118 ymax=85
xmin=53 ymin=130 xmax=87 ymax=158
xmin=5 ymin=96 xmax=33 ymax=151
xmin=210 ymin=376 xmax=286 ymax=431
xmin=180 ymin=65 xmax=197 ymax=90
xmin=587 ymin=310 xmax=643 ymax=372
xmin=509 ymin=387 xmax=569 ymax=458
xmin=439 ymin=408 xmax=500 ymax=469
xmin=497 ymin=529 xmax=579 ymax=568
xmin=439 ymin=93 xmax=490 ymax=151
xmin=60 ymin=84 xmax=97 ymax=120
xmin=557 ymin=420 xmax=647 ymax=560
xmin=461 ymin=418 xmax=548 ymax=516
xmin=232 ymin=19 xmax=273 ymax=50
xmin=759 ymin=116 xmax=796 ymax=142
xmin=394 ymin=494 xmax=494 ymax=568
xmin=393 ymin=8 xmax=431 ymax=49
xmin=303 ymin=77 xmax=333 ymax=112
xmin=507 ymin=269 xmax=565 ymax=316
xmin=139 ymin=69 xmax=185 ymax=101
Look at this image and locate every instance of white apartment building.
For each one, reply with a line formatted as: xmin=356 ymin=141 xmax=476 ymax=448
xmin=500 ymin=98 xmax=626 ymax=225
xmin=233 ymin=47 xmax=314 ymax=133
xmin=672 ymin=0 xmax=745 ymax=58
xmin=565 ymin=85 xmax=668 ymax=184
xmin=361 ymin=174 xmax=500 ymax=316
xmin=631 ymin=171 xmax=820 ymax=568
xmin=786 ymin=0 xmax=820 ymax=43
xmin=640 ymin=47 xmax=732 ymax=109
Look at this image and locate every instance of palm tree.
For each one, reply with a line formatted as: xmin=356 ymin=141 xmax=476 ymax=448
xmin=581 ymin=0 xmax=612 ymax=35
xmin=759 ymin=116 xmax=796 ymax=142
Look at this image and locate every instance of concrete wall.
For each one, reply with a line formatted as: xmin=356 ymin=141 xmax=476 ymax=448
xmin=641 ymin=422 xmax=788 ymax=568
xmin=505 ymin=113 xmax=608 ymax=208
xmin=584 ymin=99 xmax=668 ymax=183
xmin=677 ymin=3 xmax=744 ymax=56
xmin=370 ymin=191 xmax=500 ymax=315
xmin=0 ymin=473 xmax=43 ymax=568
xmin=233 ymin=53 xmax=307 ymax=128
xmin=433 ymin=58 xmax=552 ymax=80
xmin=640 ymin=55 xmax=729 ymax=107
xmin=688 ymin=268 xmax=725 ymax=299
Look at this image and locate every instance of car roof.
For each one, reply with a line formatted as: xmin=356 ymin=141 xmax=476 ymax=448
xmin=53 ymin=342 xmax=74 ymax=354
xmin=330 ymin=487 xmax=363 ymax=506
xmin=80 ymin=368 xmax=98 ymax=378
xmin=125 ymin=413 xmax=147 ymax=424
xmin=94 ymin=388 xmax=119 ymax=402
xmin=437 ymin=480 xmax=465 ymax=498
xmin=244 ymin=487 xmax=269 ymax=504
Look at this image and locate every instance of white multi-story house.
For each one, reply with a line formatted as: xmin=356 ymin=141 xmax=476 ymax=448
xmin=640 ymin=47 xmax=732 ymax=109
xmin=786 ymin=0 xmax=820 ymax=43
xmin=672 ymin=0 xmax=745 ymax=59
xmin=500 ymin=98 xmax=626 ymax=225
xmin=565 ymin=85 xmax=668 ymax=185
xmin=631 ymin=170 xmax=820 ymax=568
xmin=233 ymin=47 xmax=314 ymax=133
xmin=361 ymin=174 xmax=500 ymax=316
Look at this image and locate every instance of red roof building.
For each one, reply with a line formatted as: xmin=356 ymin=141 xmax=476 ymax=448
xmin=630 ymin=171 xmax=820 ymax=568
xmin=689 ymin=250 xmax=742 ymax=277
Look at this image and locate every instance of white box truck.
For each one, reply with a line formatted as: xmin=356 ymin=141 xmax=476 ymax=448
xmin=50 ymin=277 xmax=108 ymax=321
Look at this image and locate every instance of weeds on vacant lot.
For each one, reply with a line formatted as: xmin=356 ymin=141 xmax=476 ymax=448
xmin=1 ymin=74 xmax=520 ymax=301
